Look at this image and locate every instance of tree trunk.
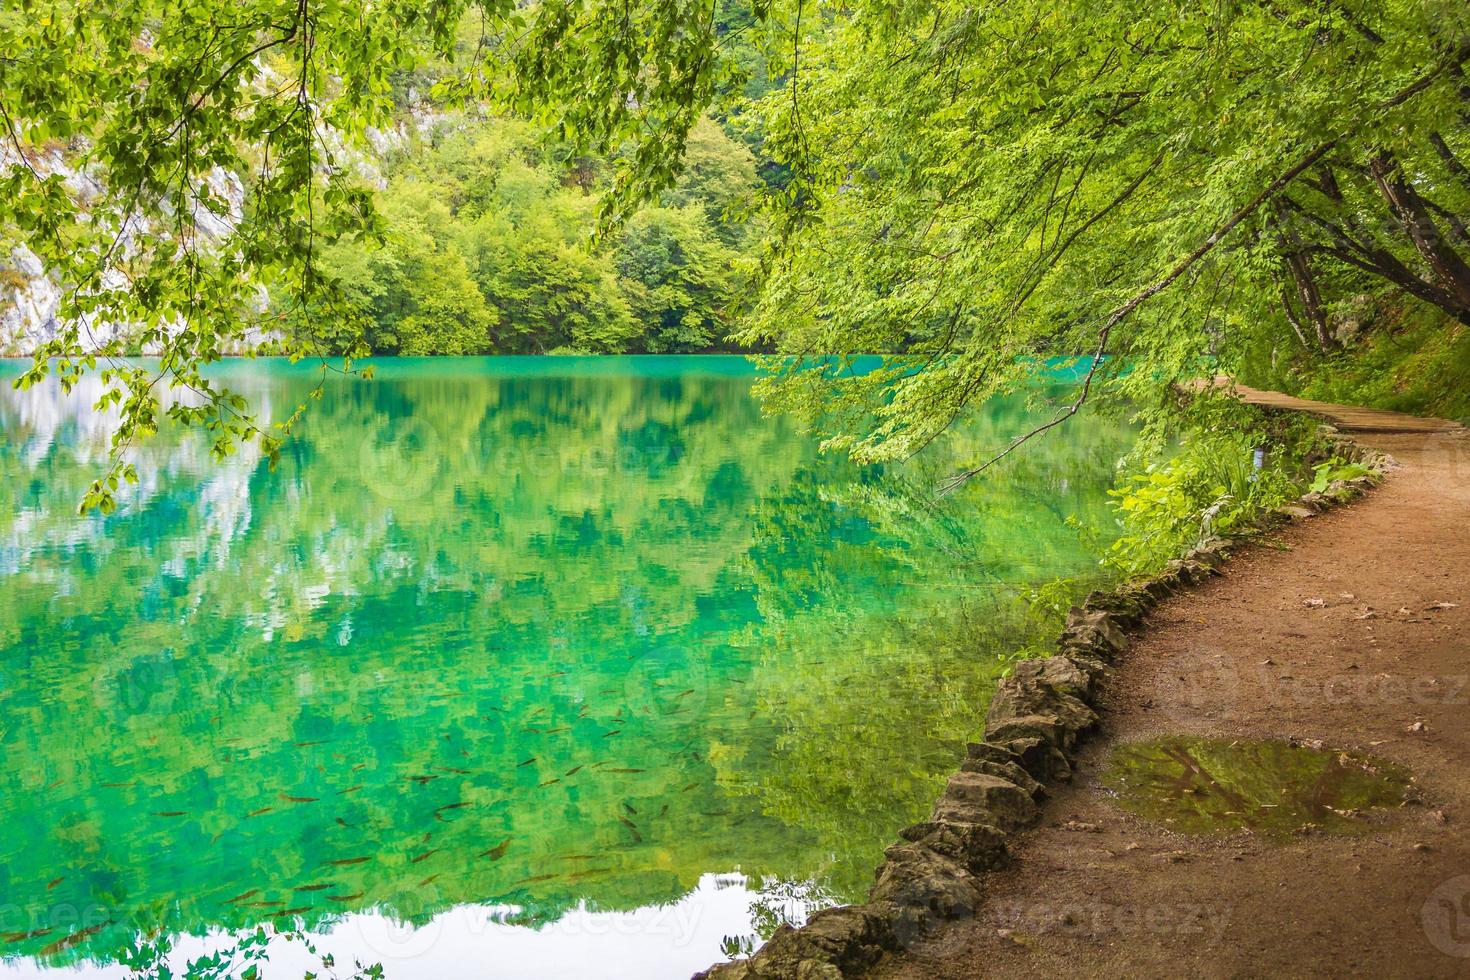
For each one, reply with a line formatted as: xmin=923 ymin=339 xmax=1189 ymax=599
xmin=1369 ymin=151 xmax=1470 ymax=310
xmin=1271 ymin=204 xmax=1336 ymax=351
xmin=1280 ymin=278 xmax=1314 ymax=350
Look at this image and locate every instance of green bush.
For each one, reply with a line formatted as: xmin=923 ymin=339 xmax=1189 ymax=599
xmin=1101 ymin=400 xmax=1324 ymax=577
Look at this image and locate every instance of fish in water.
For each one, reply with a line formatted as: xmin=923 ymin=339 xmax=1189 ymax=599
xmin=223 ymin=889 xmax=259 ymax=904
xmin=419 ymin=874 xmax=440 ymax=887
xmin=676 ymin=689 xmax=695 ymax=699
xmin=564 ymin=765 xmax=584 ymax=776
xmin=335 ymin=817 xmax=352 ymax=827
xmin=100 ymin=781 xmax=133 ymax=789
xmin=517 ymin=757 xmax=536 ymax=767
xmin=38 ymin=922 xmax=110 ymax=956
xmin=279 ymin=794 xmax=319 ymax=803
xmin=435 ymin=766 xmax=471 ymax=775
xmin=560 ymin=854 xmax=597 ymax=861
xmin=46 ymin=877 xmax=64 ymax=890
xmin=538 ymin=778 xmax=561 ymax=788
xmin=247 ymin=901 xmax=285 ymax=908
xmin=407 ymin=775 xmax=438 ymax=785
xmin=323 ymin=856 xmax=371 ymax=867
xmin=410 ymin=849 xmax=439 ymax=864
xmin=602 ymin=730 xmax=622 ymax=739
xmin=294 ymin=740 xmax=328 ymax=747
xmin=618 ymin=816 xmax=643 ymax=842
xmin=435 ymin=801 xmax=472 ymax=814
xmin=273 ymin=907 xmax=312 ymax=917
xmin=351 ymin=763 xmax=367 ymax=772
xmin=622 ymin=802 xmax=638 ymax=815
xmin=479 ymin=838 xmax=511 ymax=861
xmin=337 ymin=785 xmax=363 ymax=795
xmin=247 ymin=807 xmax=275 ymax=817
xmin=293 ymin=883 xmax=334 ymax=892
xmin=683 ymin=783 xmax=700 ymax=792
xmin=565 ymin=868 xmax=614 ymax=881
xmin=326 ymin=892 xmax=365 ymax=903
xmin=512 ymin=873 xmax=557 ymax=885
xmin=605 ymin=768 xmax=644 ymax=773
xmin=153 ymin=811 xmax=187 ymax=817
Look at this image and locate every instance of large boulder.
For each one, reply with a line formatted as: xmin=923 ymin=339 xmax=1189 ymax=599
xmin=870 ymin=846 xmax=983 ymax=948
xmin=1010 ymin=655 xmax=1092 ymax=699
xmin=898 ymin=819 xmax=1010 ymax=873
xmin=696 ymin=905 xmax=894 ymax=980
xmin=987 ymin=671 xmax=1098 ymax=736
xmin=1059 ymin=608 xmax=1130 ymax=658
xmin=930 ymin=771 xmax=1039 ymax=830
xmin=1078 ymin=587 xmax=1154 ymax=627
xmin=959 ymin=755 xmax=1044 ymax=799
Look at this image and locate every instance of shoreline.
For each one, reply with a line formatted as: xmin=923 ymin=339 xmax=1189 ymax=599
xmin=696 ymin=398 xmax=1460 ymax=979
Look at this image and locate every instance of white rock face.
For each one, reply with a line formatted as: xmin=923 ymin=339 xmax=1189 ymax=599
xmin=0 ymin=101 xmax=439 ymax=356
xmin=1 ymin=245 xmax=65 ymax=355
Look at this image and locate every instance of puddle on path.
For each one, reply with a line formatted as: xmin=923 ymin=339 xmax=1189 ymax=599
xmin=1103 ymin=736 xmax=1412 ymax=838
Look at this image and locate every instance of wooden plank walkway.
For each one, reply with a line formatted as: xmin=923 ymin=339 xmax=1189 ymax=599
xmin=1203 ymin=377 xmax=1466 ymax=434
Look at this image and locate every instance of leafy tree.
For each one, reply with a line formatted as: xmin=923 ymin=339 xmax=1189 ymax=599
xmin=736 ymin=0 xmax=1470 ymax=475
xmin=318 ymin=117 xmax=755 ymax=356
xmin=617 ymin=204 xmax=741 ymax=353
xmin=323 ymin=182 xmax=495 ymax=355
xmin=0 ymin=0 xmax=739 ymax=507
xmin=3 ymin=0 xmax=1467 ymax=505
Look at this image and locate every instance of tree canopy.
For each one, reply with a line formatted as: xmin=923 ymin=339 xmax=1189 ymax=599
xmin=737 ymin=0 xmax=1470 ymax=467
xmin=1 ymin=0 xmax=1468 ymax=507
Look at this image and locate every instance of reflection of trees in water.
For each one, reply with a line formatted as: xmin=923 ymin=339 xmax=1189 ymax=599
xmin=0 ymin=361 xmax=1134 ymax=966
xmin=719 ymin=409 xmax=1136 ymax=898
xmin=1106 ymin=738 xmax=1411 ymax=837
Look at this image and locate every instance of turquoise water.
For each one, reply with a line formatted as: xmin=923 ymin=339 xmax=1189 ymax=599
xmin=0 ymin=357 xmax=1133 ymax=978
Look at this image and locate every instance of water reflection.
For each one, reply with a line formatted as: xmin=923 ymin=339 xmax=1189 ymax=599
xmin=1103 ymin=736 xmax=1413 ymax=837
xmin=0 ymin=357 xmax=1134 ymax=976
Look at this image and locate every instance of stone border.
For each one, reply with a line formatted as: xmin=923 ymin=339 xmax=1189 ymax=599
xmin=694 ymin=424 xmax=1394 ymax=980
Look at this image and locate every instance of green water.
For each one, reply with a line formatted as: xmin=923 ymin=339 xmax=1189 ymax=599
xmin=1103 ymin=737 xmax=1413 ymax=838
xmin=0 ymin=357 xmax=1134 ymax=978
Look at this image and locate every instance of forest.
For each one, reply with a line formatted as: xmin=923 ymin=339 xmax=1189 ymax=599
xmin=0 ymin=0 xmax=1466 ymax=502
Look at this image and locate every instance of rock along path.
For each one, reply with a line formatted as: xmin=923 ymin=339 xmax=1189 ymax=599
xmin=869 ymin=416 xmax=1470 ymax=978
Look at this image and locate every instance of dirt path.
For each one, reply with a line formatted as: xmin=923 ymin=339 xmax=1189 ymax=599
xmin=870 ymin=426 xmax=1470 ymax=979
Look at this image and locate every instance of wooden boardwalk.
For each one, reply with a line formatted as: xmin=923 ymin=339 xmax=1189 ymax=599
xmin=1205 ymin=377 xmax=1466 ymax=434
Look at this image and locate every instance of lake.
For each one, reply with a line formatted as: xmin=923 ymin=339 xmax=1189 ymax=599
xmin=0 ymin=357 xmax=1134 ymax=978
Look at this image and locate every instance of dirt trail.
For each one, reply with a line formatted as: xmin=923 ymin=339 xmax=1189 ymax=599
xmin=871 ymin=427 xmax=1470 ymax=979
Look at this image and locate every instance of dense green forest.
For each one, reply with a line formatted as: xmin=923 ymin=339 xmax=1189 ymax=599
xmin=315 ymin=116 xmax=760 ymax=355
xmin=0 ymin=1 xmax=1467 ymax=493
